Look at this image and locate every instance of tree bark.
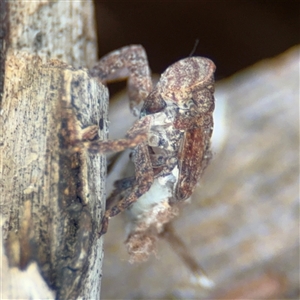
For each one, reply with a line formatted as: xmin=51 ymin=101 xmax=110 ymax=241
xmin=0 ymin=1 xmax=107 ymax=299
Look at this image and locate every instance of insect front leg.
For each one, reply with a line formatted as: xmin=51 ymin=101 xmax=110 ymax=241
xmin=100 ymin=143 xmax=154 ymax=235
xmin=90 ymin=45 xmax=153 ymax=116
xmin=87 ymin=115 xmax=151 ymax=154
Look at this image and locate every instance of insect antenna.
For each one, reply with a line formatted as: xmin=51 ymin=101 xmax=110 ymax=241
xmin=189 ymin=39 xmax=200 ymax=57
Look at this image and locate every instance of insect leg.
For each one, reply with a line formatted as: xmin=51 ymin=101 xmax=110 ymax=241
xmin=90 ymin=45 xmax=153 ymax=116
xmin=160 ymin=223 xmax=214 ymax=289
xmin=87 ymin=115 xmax=151 ymax=154
xmin=106 ymin=177 xmax=135 ymax=209
xmin=100 ymin=143 xmax=154 ymax=235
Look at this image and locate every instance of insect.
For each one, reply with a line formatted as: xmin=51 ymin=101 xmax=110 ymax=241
xmin=88 ymin=45 xmax=216 ymax=250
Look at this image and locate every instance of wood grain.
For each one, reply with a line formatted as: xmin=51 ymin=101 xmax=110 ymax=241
xmin=0 ymin=1 xmax=107 ymax=299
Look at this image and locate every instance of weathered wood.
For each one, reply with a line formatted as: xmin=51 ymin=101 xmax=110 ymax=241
xmin=6 ymin=0 xmax=97 ymax=68
xmin=0 ymin=1 xmax=107 ymax=299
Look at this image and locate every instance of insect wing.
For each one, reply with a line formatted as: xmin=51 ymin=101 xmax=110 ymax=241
xmin=176 ymin=127 xmax=210 ymax=201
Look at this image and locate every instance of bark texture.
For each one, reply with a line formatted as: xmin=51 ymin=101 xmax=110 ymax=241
xmin=0 ymin=1 xmax=107 ymax=299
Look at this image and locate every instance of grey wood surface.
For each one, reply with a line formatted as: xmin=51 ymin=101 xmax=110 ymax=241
xmin=0 ymin=1 xmax=107 ymax=299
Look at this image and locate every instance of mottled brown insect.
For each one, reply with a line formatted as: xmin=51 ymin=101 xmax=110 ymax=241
xmin=89 ymin=45 xmax=216 ymax=238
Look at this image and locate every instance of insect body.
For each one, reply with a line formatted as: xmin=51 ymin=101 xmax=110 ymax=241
xmin=89 ymin=45 xmax=216 ymax=243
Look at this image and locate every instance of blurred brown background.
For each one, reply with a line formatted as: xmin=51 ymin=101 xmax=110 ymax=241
xmin=93 ymin=1 xmax=299 ymax=299
xmin=95 ymin=0 xmax=299 ymax=79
